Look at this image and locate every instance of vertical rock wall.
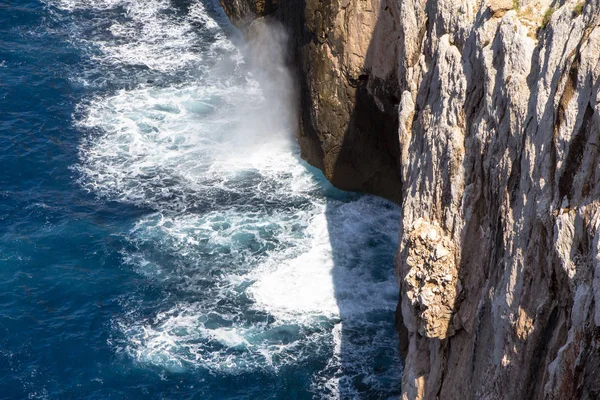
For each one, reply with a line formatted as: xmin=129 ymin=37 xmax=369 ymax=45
xmin=222 ymin=0 xmax=404 ymax=201
xmin=220 ymin=0 xmax=600 ymax=398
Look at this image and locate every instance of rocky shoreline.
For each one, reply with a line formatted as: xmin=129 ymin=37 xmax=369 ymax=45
xmin=220 ymin=0 xmax=600 ymax=398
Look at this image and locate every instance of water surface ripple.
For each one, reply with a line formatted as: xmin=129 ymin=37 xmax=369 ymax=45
xmin=0 ymin=0 xmax=402 ymax=398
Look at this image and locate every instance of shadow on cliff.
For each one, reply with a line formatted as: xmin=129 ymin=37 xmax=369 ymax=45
xmin=419 ymin=5 xmax=600 ymax=398
xmin=324 ymin=3 xmax=404 ymax=398
xmin=273 ymin=0 xmax=405 ymax=397
xmin=215 ymin=0 xmax=405 ymax=394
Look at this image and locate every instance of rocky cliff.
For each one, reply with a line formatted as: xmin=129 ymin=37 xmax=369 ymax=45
xmin=223 ymin=0 xmax=404 ymax=201
xmin=220 ymin=0 xmax=600 ymax=398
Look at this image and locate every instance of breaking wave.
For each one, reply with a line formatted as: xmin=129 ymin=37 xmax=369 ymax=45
xmin=45 ymin=0 xmax=403 ymax=397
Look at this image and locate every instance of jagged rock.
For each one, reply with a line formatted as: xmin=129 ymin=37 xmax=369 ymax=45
xmin=220 ymin=0 xmax=279 ymax=30
xmin=488 ymin=0 xmax=515 ymax=18
xmin=403 ymin=218 xmax=459 ymax=339
xmin=220 ymin=0 xmax=600 ymax=398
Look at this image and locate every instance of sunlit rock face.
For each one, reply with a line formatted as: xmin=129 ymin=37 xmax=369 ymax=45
xmin=221 ymin=0 xmax=404 ymax=202
xmin=403 ymin=218 xmax=459 ymax=340
xmin=220 ymin=0 xmax=600 ymax=398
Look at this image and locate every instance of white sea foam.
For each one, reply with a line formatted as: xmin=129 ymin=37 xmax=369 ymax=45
xmin=249 ymin=197 xmax=401 ymax=321
xmin=53 ymin=0 xmax=402 ymax=396
xmin=118 ymin=299 xmax=336 ymax=374
xmin=46 ymin=0 xmax=238 ymax=85
xmin=116 ymin=193 xmax=402 ymax=398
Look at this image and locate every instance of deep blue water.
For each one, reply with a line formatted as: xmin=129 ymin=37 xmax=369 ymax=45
xmin=0 ymin=1 xmax=402 ymax=398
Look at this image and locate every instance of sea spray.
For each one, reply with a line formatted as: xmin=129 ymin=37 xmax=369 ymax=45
xmin=43 ymin=0 xmax=403 ymax=397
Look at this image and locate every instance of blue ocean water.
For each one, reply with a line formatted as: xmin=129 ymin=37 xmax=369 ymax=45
xmin=0 ymin=1 xmax=402 ymax=399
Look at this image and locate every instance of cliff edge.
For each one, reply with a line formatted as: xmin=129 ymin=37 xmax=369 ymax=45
xmin=220 ymin=0 xmax=600 ymax=398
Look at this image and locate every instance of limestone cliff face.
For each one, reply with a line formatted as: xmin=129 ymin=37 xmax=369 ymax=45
xmin=221 ymin=0 xmax=600 ymax=398
xmin=222 ymin=0 xmax=404 ymax=201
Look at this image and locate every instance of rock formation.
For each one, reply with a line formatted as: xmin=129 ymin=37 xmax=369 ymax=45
xmin=222 ymin=0 xmax=404 ymax=201
xmin=220 ymin=0 xmax=600 ymax=398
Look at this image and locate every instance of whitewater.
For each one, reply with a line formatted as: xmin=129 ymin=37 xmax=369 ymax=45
xmin=1 ymin=0 xmax=402 ymax=398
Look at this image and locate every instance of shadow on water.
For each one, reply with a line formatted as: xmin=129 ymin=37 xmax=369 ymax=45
xmin=323 ymin=13 xmax=403 ymax=400
xmin=269 ymin=0 xmax=405 ymax=397
xmin=325 ymin=193 xmax=403 ymax=399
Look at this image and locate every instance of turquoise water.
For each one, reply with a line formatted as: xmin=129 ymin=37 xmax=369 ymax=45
xmin=0 ymin=0 xmax=402 ymax=398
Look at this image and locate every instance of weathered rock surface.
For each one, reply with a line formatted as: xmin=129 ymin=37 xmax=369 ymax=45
xmin=404 ymin=218 xmax=460 ymax=339
xmin=220 ymin=0 xmax=600 ymax=398
xmin=222 ymin=0 xmax=404 ymax=202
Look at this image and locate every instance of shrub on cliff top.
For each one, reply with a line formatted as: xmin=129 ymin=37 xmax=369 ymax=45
xmin=541 ymin=7 xmax=555 ymax=29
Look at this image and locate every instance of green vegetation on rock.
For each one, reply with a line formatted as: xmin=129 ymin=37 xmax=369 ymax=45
xmin=542 ymin=7 xmax=555 ymax=29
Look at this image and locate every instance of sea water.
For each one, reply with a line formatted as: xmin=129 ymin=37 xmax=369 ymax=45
xmin=0 ymin=0 xmax=402 ymax=398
